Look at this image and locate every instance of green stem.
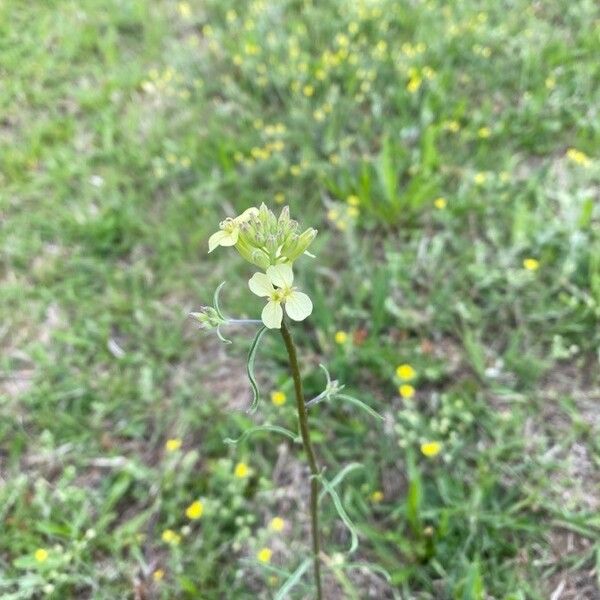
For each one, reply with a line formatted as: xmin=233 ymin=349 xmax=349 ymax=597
xmin=280 ymin=319 xmax=323 ymax=600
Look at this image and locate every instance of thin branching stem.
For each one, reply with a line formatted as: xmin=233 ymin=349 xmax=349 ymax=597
xmin=280 ymin=319 xmax=323 ymax=600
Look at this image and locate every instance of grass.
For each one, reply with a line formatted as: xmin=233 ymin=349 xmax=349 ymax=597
xmin=1 ymin=0 xmax=599 ymax=598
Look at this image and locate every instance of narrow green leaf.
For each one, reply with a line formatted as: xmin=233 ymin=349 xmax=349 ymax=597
xmin=319 ymin=463 xmax=363 ymax=502
xmin=216 ymin=324 xmax=232 ymax=345
xmin=213 ymin=281 xmax=227 ymax=320
xmin=273 ymin=558 xmax=311 ymax=600
xmin=319 ymin=475 xmax=359 ymax=554
xmin=247 ymin=325 xmax=267 ymax=412
xmin=224 ymin=425 xmax=300 ymax=446
xmin=337 ymin=394 xmax=383 ymax=420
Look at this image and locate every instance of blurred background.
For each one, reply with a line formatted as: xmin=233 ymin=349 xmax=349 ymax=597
xmin=1 ymin=0 xmax=599 ymax=598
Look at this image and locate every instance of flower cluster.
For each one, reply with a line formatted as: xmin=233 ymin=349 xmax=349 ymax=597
xmin=208 ymin=204 xmax=317 ymax=329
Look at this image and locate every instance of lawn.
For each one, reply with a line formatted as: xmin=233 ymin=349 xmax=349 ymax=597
xmin=1 ymin=0 xmax=599 ymax=598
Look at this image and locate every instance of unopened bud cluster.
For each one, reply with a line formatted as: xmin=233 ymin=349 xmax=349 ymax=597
xmin=189 ymin=306 xmax=226 ymax=330
xmin=209 ymin=203 xmax=317 ymax=269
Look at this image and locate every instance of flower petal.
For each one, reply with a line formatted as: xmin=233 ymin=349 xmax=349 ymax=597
xmin=248 ymin=272 xmax=275 ymax=297
xmin=208 ymin=229 xmax=237 ymax=252
xmin=267 ymin=263 xmax=293 ymax=288
xmin=284 ymin=291 xmax=313 ymax=321
xmin=262 ymin=300 xmax=283 ymax=329
xmin=236 ymin=207 xmax=259 ymax=223
xmin=208 ymin=230 xmax=228 ymax=252
xmin=219 ymin=229 xmax=238 ymax=247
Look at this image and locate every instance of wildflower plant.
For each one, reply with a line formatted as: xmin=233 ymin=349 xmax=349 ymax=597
xmin=192 ymin=204 xmax=382 ymax=598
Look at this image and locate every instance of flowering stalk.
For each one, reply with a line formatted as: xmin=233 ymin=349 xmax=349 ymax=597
xmin=280 ymin=319 xmax=323 ymax=600
xmin=197 ymin=205 xmax=387 ymax=595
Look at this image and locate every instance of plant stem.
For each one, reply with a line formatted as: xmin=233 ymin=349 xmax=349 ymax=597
xmin=280 ymin=319 xmax=323 ymax=600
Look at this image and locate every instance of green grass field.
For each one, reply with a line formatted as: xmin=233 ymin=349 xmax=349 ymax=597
xmin=1 ymin=0 xmax=599 ymax=598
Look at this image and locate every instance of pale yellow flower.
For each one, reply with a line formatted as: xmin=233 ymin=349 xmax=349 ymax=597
xmin=434 ymin=197 xmax=447 ymax=210
xmin=153 ymin=569 xmax=165 ymax=582
xmin=248 ymin=264 xmax=313 ymax=329
xmin=208 ymin=207 xmax=259 ymax=252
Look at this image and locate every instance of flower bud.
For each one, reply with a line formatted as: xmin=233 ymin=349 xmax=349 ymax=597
xmin=281 ymin=227 xmax=317 ymax=262
xmin=190 ymin=306 xmax=226 ymax=329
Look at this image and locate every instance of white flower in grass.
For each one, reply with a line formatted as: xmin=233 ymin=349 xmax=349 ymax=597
xmin=208 ymin=207 xmax=258 ymax=252
xmin=248 ymin=264 xmax=313 ymax=329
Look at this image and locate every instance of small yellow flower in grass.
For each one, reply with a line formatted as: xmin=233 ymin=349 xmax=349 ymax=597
xmin=34 ymin=548 xmax=48 ymax=563
xmin=399 ymin=384 xmax=415 ymax=399
xmin=420 ymin=441 xmax=442 ymax=457
xmin=257 ymin=547 xmax=272 ymax=563
xmin=523 ymin=258 xmax=540 ymax=271
xmin=153 ymin=569 xmax=165 ymax=582
xmin=274 ymin=193 xmax=285 ymax=205
xmin=271 ymin=390 xmax=286 ymax=406
xmin=545 ymin=76 xmax=556 ymax=90
xmin=335 ymin=330 xmax=348 ymax=345
xmin=327 ymin=208 xmax=339 ymax=221
xmin=346 ymin=195 xmax=360 ymax=206
xmin=434 ymin=197 xmax=447 ymax=210
xmin=444 ymin=120 xmax=460 ymax=133
xmin=185 ymin=500 xmax=203 ymax=520
xmin=313 ymin=109 xmax=325 ymax=122
xmin=269 ymin=517 xmax=285 ymax=532
xmin=566 ymin=148 xmax=590 ymax=166
xmin=396 ymin=364 xmax=416 ymax=380
xmin=165 ymin=438 xmax=182 ymax=452
xmin=474 ymin=172 xmax=488 ymax=186
xmin=478 ymin=127 xmax=491 ymax=139
xmin=407 ymin=74 xmax=422 ymax=93
xmin=161 ymin=529 xmax=181 ymax=545
xmin=177 ymin=2 xmax=191 ymax=18
xmin=347 ymin=206 xmax=360 ymax=218
xmin=370 ymin=490 xmax=384 ymax=503
xmin=234 ymin=462 xmax=250 ymax=478
xmin=302 ymin=84 xmax=314 ymax=97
